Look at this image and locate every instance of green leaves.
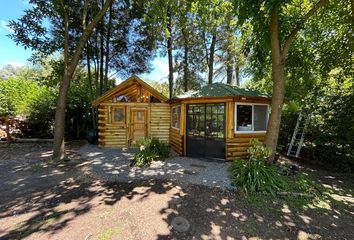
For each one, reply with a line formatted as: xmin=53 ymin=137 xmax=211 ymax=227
xmin=132 ymin=137 xmax=170 ymax=167
xmin=0 ymin=76 xmax=41 ymax=116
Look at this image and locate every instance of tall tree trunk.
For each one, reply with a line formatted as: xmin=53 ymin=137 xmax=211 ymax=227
xmin=167 ymin=6 xmax=174 ymax=99
xmin=182 ymin=29 xmax=189 ymax=92
xmin=104 ymin=5 xmax=112 ymax=91
xmin=226 ymin=65 xmax=233 ymax=85
xmin=53 ymin=0 xmax=113 ymax=161
xmin=99 ymin=11 xmax=105 ymax=94
xmin=235 ymin=64 xmax=240 ymax=86
xmin=5 ymin=116 xmax=10 ymax=145
xmin=226 ymin=53 xmax=233 ymax=85
xmin=264 ymin=3 xmax=285 ymax=162
xmin=264 ymin=0 xmax=327 ymax=162
xmin=183 ymin=45 xmax=189 ymax=92
xmin=86 ymin=45 xmax=97 ymax=129
xmin=53 ymin=70 xmax=72 ymax=161
xmin=208 ymin=33 xmax=216 ymax=85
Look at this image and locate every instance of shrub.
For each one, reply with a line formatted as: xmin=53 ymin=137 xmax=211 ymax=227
xmin=132 ymin=137 xmax=169 ymax=167
xmin=229 ymin=139 xmax=283 ymax=194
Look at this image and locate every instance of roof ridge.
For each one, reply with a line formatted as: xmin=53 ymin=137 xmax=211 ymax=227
xmin=213 ymin=82 xmax=236 ymax=95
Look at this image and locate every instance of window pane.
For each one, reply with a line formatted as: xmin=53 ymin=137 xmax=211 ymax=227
xmin=254 ymin=105 xmax=268 ymax=131
xmin=237 ymin=105 xmax=252 ymax=131
xmin=172 ymin=106 xmax=180 ymax=129
xmin=114 ymin=108 xmax=124 ymax=122
xmin=136 ymin=111 xmax=143 ymax=121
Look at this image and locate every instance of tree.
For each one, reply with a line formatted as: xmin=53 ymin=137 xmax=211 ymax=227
xmin=136 ymin=0 xmax=179 ymax=99
xmin=237 ymin=0 xmax=329 ymax=161
xmin=84 ymin=1 xmax=156 ymax=128
xmin=264 ymin=0 xmax=328 ymax=161
xmin=10 ymin=0 xmax=114 ymax=160
xmin=173 ymin=0 xmax=205 ymax=93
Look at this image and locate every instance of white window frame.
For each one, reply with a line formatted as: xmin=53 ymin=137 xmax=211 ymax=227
xmin=171 ymin=105 xmax=181 ymax=130
xmin=234 ymin=103 xmax=269 ymax=133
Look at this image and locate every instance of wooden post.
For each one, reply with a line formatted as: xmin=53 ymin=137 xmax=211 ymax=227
xmin=5 ymin=116 xmax=10 ymax=145
xmin=226 ymin=102 xmax=234 ymax=139
xmin=137 ymin=84 xmax=142 ymax=102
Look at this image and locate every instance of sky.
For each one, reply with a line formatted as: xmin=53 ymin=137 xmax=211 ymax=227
xmin=0 ymin=0 xmax=33 ymax=68
xmin=0 ymin=0 xmax=169 ymax=83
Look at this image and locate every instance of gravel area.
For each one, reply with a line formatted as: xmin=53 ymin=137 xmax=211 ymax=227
xmin=78 ymin=144 xmax=233 ymax=189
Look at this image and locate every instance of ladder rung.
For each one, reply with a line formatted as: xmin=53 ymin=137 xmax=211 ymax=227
xmin=288 ymin=112 xmax=311 ymax=158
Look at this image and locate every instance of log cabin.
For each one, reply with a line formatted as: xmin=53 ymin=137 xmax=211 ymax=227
xmin=92 ymin=75 xmax=272 ymax=160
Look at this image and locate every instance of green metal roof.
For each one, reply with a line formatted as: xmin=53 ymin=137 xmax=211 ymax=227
xmin=174 ymin=82 xmax=270 ymax=99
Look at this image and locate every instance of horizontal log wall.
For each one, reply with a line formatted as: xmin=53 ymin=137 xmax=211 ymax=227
xmin=226 ymin=133 xmax=266 ymax=160
xmin=98 ymin=103 xmax=170 ymax=147
xmin=150 ymin=103 xmax=170 ymax=143
xmin=170 ymin=128 xmax=183 ymax=155
xmin=98 ymin=105 xmax=128 ymax=147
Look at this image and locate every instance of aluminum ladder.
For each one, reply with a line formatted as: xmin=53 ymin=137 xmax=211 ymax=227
xmin=287 ymin=112 xmax=311 ymax=158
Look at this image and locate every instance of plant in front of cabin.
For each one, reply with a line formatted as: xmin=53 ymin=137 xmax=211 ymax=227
xmin=229 ymin=138 xmax=284 ymax=195
xmin=132 ymin=137 xmax=170 ymax=167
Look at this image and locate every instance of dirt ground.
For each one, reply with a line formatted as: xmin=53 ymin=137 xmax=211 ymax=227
xmin=0 ymin=142 xmax=353 ymax=240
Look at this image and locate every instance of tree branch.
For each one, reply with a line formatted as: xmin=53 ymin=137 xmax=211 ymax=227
xmin=82 ymin=0 xmax=89 ymax=30
xmin=282 ymin=0 xmax=328 ymax=58
xmin=60 ymin=0 xmax=69 ymax=67
xmin=68 ymin=0 xmax=114 ymax=76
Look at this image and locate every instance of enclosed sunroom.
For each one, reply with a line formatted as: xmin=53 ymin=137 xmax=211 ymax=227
xmin=169 ymin=83 xmax=271 ymax=160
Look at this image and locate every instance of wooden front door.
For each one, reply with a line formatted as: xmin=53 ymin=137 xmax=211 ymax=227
xmin=131 ymin=108 xmax=147 ymax=144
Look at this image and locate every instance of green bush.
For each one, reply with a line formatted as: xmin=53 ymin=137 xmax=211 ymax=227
xmin=132 ymin=137 xmax=170 ymax=167
xmin=229 ymin=139 xmax=283 ymax=194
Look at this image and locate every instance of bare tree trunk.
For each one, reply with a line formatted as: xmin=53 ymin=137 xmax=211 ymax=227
xmin=167 ymin=6 xmax=174 ymax=99
xmin=264 ymin=0 xmax=328 ymax=162
xmin=226 ymin=52 xmax=233 ymax=85
xmin=104 ymin=5 xmax=112 ymax=91
xmin=53 ymin=0 xmax=113 ymax=161
xmin=182 ymin=29 xmax=189 ymax=92
xmin=264 ymin=3 xmax=285 ymax=163
xmin=86 ymin=45 xmax=97 ymax=129
xmin=208 ymin=33 xmax=216 ymax=85
xmin=99 ymin=11 xmax=105 ymax=94
xmin=53 ymin=71 xmax=72 ymax=161
xmin=183 ymin=45 xmax=189 ymax=92
xmin=5 ymin=116 xmax=10 ymax=145
xmin=235 ymin=64 xmax=240 ymax=86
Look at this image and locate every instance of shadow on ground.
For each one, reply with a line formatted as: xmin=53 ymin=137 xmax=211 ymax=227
xmin=0 ymin=143 xmax=353 ymax=239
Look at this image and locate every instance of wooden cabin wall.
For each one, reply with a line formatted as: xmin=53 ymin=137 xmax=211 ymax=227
xmin=169 ymin=103 xmax=185 ymax=155
xmin=98 ymin=102 xmax=170 ymax=147
xmin=226 ymin=133 xmax=266 ymax=160
xmin=149 ymin=103 xmax=170 ymax=143
xmin=170 ymin=128 xmax=183 ymax=155
xmin=98 ymin=104 xmax=128 ymax=147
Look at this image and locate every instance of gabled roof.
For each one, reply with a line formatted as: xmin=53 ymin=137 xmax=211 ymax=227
xmin=92 ymin=75 xmax=168 ymax=107
xmin=174 ymin=82 xmax=270 ymax=99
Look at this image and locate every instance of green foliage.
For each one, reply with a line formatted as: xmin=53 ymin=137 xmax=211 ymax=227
xmin=27 ymin=87 xmax=57 ymax=137
xmin=229 ymin=138 xmax=283 ymax=194
xmin=247 ymin=138 xmax=272 ymax=160
xmin=0 ymin=76 xmax=41 ymax=116
xmin=278 ymin=70 xmax=354 ymax=171
xmin=0 ymin=60 xmax=96 ymax=139
xmin=229 ymin=158 xmax=282 ymax=195
xmin=132 ymin=137 xmax=170 ymax=167
xmin=229 ymin=138 xmax=322 ymax=199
